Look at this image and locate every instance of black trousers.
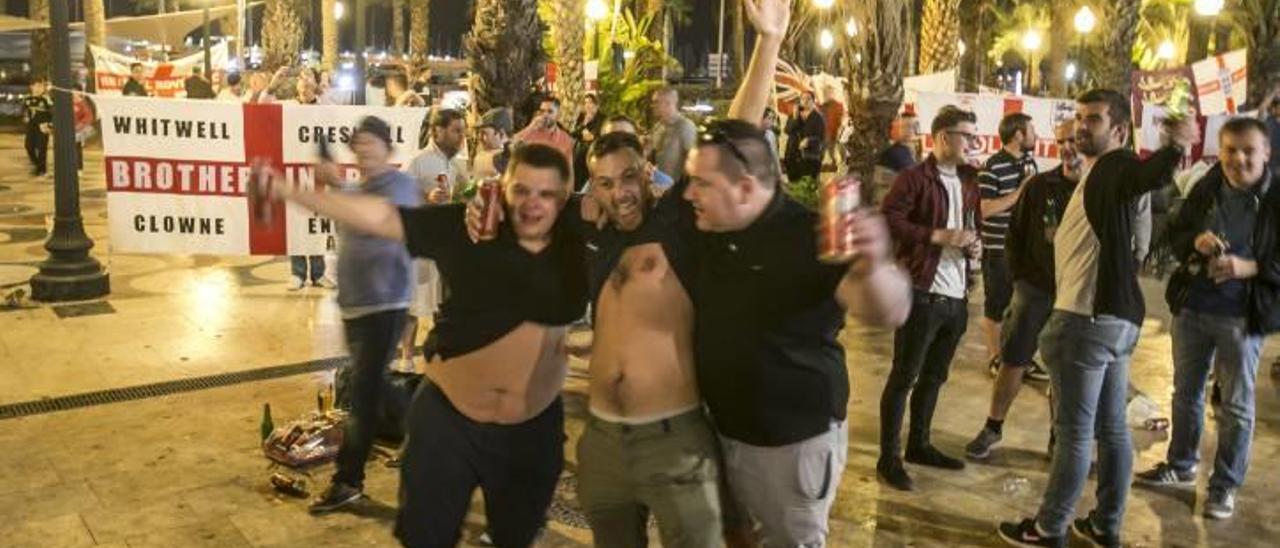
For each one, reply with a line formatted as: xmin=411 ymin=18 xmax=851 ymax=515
xmin=395 ymin=382 xmax=565 ymax=548
xmin=880 ymin=291 xmax=968 ymax=458
xmin=332 ymin=309 xmax=407 ymax=489
xmin=785 ymin=156 xmax=822 ymax=183
xmin=25 ymin=127 xmax=48 ymax=174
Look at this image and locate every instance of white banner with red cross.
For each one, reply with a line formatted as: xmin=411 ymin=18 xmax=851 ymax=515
xmin=913 ymin=91 xmax=1076 ymax=167
xmin=90 ymin=44 xmax=229 ymax=98
xmin=1191 ymin=49 xmax=1248 ymax=116
xmin=95 ymin=96 xmax=428 ymax=256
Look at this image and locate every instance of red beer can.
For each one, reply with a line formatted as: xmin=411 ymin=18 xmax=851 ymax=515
xmin=477 ymin=178 xmax=502 ymax=240
xmin=818 ymin=175 xmax=862 ymax=263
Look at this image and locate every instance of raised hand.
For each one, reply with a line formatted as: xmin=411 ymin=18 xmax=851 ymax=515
xmin=742 ymin=0 xmax=792 ymax=39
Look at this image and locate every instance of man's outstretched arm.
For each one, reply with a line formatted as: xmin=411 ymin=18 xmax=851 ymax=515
xmin=727 ymin=0 xmax=790 ymax=125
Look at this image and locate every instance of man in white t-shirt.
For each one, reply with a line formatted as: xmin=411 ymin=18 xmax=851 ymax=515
xmin=879 ymin=105 xmax=984 ymax=492
xmin=397 ymin=108 xmax=469 ymax=370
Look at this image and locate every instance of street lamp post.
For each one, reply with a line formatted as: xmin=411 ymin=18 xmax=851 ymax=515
xmin=30 ymin=0 xmax=110 ymax=301
xmin=716 ymin=0 xmax=725 ymax=88
xmin=355 ymin=0 xmax=366 ymax=104
xmin=1022 ymin=29 xmax=1042 ymax=94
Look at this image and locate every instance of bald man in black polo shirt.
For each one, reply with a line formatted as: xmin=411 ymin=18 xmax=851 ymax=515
xmin=677 ymin=1 xmax=912 ymax=545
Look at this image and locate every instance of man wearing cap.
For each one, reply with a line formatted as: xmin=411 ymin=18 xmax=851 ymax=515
xmin=473 ymin=107 xmax=514 ymax=179
xmin=271 ymin=116 xmax=422 ymax=515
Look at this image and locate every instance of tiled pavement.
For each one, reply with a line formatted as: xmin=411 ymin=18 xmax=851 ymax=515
xmin=2 ymin=131 xmax=1279 ymax=547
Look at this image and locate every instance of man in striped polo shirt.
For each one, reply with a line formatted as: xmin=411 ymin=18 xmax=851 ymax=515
xmin=979 ymin=113 xmax=1048 ymax=381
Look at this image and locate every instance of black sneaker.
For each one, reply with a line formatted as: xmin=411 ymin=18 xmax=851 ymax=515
xmin=965 ymin=426 xmax=1002 ymax=460
xmin=1134 ymin=462 xmax=1196 ymax=487
xmin=877 ymin=457 xmax=915 ymax=491
xmin=1025 ymin=361 xmax=1050 ymax=382
xmin=1204 ymin=487 xmax=1236 ymax=519
xmin=905 ymin=445 xmax=966 ymax=470
xmin=308 ymin=482 xmax=363 ymax=514
xmin=1071 ymin=516 xmax=1120 ymax=548
xmin=997 ymin=518 xmax=1065 ymax=548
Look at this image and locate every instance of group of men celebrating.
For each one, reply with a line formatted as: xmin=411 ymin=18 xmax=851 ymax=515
xmin=247 ymin=0 xmax=1280 ymax=546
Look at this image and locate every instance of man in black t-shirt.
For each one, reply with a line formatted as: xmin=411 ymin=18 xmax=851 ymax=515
xmin=678 ymin=1 xmax=911 ymax=544
xmin=262 ymin=144 xmax=586 ymax=547
xmin=122 ymin=62 xmax=148 ymax=97
xmin=22 ymin=78 xmax=52 ymax=177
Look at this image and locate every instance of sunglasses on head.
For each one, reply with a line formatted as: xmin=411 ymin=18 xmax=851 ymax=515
xmin=697 ymin=121 xmax=752 ymax=166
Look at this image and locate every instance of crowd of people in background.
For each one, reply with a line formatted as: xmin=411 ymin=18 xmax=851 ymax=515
xmin=19 ymin=0 xmax=1280 ymax=544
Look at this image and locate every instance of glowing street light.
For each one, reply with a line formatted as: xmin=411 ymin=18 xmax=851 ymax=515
xmin=958 ymin=39 xmax=966 ymax=56
xmin=812 ymin=0 xmax=835 ymax=9
xmin=1022 ymin=29 xmax=1042 ymax=52
xmin=1194 ymin=0 xmax=1224 ymax=17
xmin=586 ymin=0 xmax=609 ymax=21
xmin=1065 ymin=62 xmax=1078 ymax=81
xmin=1157 ymin=39 xmax=1176 ymax=61
xmin=819 ymin=29 xmax=834 ymax=50
xmin=845 ymin=18 xmax=858 ymax=38
xmin=1074 ymin=6 xmax=1096 ymax=35
xmin=334 ymin=1 xmax=345 ymax=21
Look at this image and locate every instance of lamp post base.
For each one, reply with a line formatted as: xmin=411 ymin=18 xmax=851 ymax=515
xmin=30 ymin=257 xmax=110 ymax=303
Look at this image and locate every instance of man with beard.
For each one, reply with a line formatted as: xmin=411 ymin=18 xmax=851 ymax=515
xmin=966 ymin=120 xmax=1080 ymax=461
xmin=516 ymin=96 xmax=576 ymax=168
xmin=998 ymin=89 xmax=1196 ymax=548
xmin=260 ymin=142 xmax=586 ymax=547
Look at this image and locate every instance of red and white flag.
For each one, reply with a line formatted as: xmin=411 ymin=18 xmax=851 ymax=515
xmin=95 ymin=96 xmax=428 ymax=256
xmin=1192 ymin=48 xmax=1248 ymax=116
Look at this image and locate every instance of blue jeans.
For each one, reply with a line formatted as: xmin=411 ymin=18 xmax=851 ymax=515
xmin=1168 ymin=310 xmax=1263 ymax=490
xmin=290 ymin=255 xmax=325 ymax=282
xmin=1035 ymin=312 xmax=1139 ymax=536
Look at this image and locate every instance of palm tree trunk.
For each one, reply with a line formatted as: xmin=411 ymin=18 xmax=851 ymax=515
xmin=844 ymin=0 xmax=909 ymax=185
xmin=918 ymin=0 xmax=960 ymax=74
xmin=29 ymin=0 xmax=51 ymax=81
xmin=84 ymin=0 xmax=106 ymax=93
xmin=1094 ymin=0 xmax=1140 ymax=96
xmin=1046 ymin=1 xmax=1070 ymax=97
xmin=731 ymin=0 xmax=745 ymax=81
xmin=1247 ymin=0 xmax=1280 ymax=108
xmin=392 ymin=0 xmax=405 ymax=55
xmin=549 ymin=0 xmax=586 ymax=125
xmin=409 ymin=0 xmax=430 ymax=74
xmin=322 ymin=0 xmax=337 ymax=71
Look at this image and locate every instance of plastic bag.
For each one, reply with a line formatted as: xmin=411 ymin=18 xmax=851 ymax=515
xmin=1126 ymin=392 xmax=1163 ymax=429
xmin=262 ymin=410 xmax=346 ymax=468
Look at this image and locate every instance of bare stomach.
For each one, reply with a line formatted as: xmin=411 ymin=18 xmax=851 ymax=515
xmin=425 ymin=322 xmax=568 ymax=424
xmin=589 ymin=243 xmax=699 ymax=419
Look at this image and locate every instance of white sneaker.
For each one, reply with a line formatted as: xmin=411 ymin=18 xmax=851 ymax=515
xmin=287 ymin=276 xmax=305 ymax=291
xmin=316 ymin=276 xmax=337 ymax=289
xmin=1204 ymin=488 xmax=1235 ymax=519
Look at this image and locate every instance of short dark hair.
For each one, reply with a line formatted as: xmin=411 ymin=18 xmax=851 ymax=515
xmin=540 ymin=96 xmax=562 ymax=109
xmin=1075 ymin=88 xmax=1131 ymax=130
xmin=130 ymin=62 xmax=143 ymax=70
xmin=387 ymin=72 xmax=408 ymax=89
xmin=584 ymin=93 xmax=599 ymax=104
xmin=588 ymin=131 xmax=645 ymax=162
xmin=509 ymin=142 xmax=571 ymax=184
xmin=1219 ymin=117 xmax=1269 ymax=142
xmin=931 ymin=105 xmax=977 ymax=135
xmin=226 ymin=72 xmax=242 ymax=86
xmin=605 ymin=114 xmax=636 ymax=127
xmin=998 ymin=113 xmax=1033 ymax=142
xmin=697 ymin=119 xmax=782 ymax=189
xmin=430 ymin=107 xmax=465 ymax=129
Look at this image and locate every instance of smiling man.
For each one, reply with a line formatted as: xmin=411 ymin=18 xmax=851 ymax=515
xmin=259 ymin=142 xmax=587 ymax=547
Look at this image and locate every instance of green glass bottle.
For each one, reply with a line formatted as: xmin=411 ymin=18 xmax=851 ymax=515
xmin=260 ymin=403 xmax=274 ymax=442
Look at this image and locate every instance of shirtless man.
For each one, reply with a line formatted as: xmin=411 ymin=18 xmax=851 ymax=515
xmin=260 ymin=143 xmax=586 ymax=548
xmin=576 ymin=132 xmax=716 ymax=547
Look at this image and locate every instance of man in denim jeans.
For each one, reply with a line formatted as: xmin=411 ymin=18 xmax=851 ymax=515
xmin=1134 ymin=117 xmax=1280 ymax=520
xmin=998 ymin=90 xmax=1196 ymax=548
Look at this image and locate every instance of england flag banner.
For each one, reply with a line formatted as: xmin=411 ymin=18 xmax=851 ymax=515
xmin=91 ymin=44 xmax=230 ymax=98
xmin=1192 ymin=49 xmax=1248 ymax=116
xmin=96 ymin=96 xmax=428 ymax=256
xmin=913 ymin=91 xmax=1075 ymax=166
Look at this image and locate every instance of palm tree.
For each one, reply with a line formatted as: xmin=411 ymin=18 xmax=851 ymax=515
xmin=466 ymin=0 xmax=547 ymax=128
xmin=918 ymin=0 xmax=961 ymax=74
xmin=1093 ymin=0 xmax=1140 ymax=95
xmin=843 ymin=0 xmax=910 ymax=185
xmin=392 ymin=0 xmax=405 ymax=55
xmin=29 ymin=0 xmax=50 ymax=80
xmin=321 ymin=0 xmax=337 ymax=70
xmin=1046 ymin=1 xmax=1071 ymax=97
xmin=1243 ymin=0 xmax=1280 ymax=107
xmin=731 ymin=0 xmax=745 ymax=80
xmin=84 ymin=0 xmax=106 ymax=92
xmin=262 ymin=0 xmax=304 ymax=71
xmin=546 ymin=0 xmax=586 ymax=124
xmin=409 ymin=0 xmax=430 ymax=75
